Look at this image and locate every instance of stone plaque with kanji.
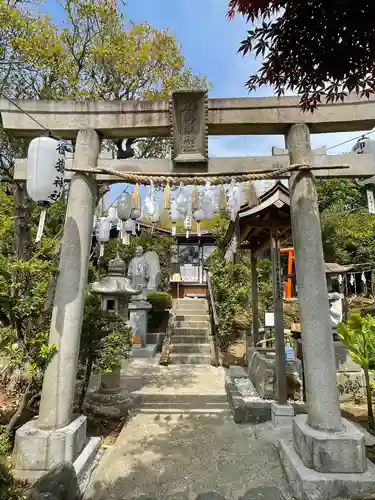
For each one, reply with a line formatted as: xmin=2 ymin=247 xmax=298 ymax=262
xmin=170 ymin=89 xmax=208 ymax=168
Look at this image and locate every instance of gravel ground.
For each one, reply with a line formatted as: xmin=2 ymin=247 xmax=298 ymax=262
xmin=84 ymin=359 xmax=292 ymax=500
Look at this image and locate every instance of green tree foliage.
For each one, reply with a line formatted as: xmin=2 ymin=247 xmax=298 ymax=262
xmin=227 ymin=0 xmax=375 ymax=111
xmin=77 ymin=294 xmax=132 ymax=410
xmin=315 ymin=178 xmax=375 ymax=265
xmin=337 ymin=313 xmax=375 ymax=431
xmin=317 ymin=179 xmax=367 ymax=214
xmin=206 ymin=247 xmax=272 ymax=350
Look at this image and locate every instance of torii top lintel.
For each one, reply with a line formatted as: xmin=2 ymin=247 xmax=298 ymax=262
xmin=1 ymin=90 xmax=375 ymax=141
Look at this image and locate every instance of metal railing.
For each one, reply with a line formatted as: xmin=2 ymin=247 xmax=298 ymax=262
xmin=207 ymin=271 xmax=220 ymax=366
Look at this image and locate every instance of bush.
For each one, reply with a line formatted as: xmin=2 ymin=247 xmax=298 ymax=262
xmin=337 ymin=313 xmax=375 ymax=431
xmin=147 ymin=291 xmax=172 ymax=310
xmin=147 ymin=291 xmax=171 ymax=332
xmin=206 ymin=249 xmax=273 ymax=351
xmin=77 ymin=293 xmax=132 ymax=410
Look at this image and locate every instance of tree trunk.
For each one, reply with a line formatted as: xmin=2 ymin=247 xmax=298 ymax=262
xmin=364 ymin=367 xmax=375 ymax=432
xmin=78 ymin=357 xmax=93 ymax=411
xmin=13 ymin=182 xmax=32 ymax=261
xmin=6 ymin=381 xmax=32 ymax=433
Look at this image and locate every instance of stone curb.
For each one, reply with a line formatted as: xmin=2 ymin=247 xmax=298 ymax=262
xmin=225 ymin=367 xmax=272 ymax=424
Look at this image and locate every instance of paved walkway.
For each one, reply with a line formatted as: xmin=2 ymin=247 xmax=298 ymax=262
xmin=84 ymin=358 xmax=292 ymax=500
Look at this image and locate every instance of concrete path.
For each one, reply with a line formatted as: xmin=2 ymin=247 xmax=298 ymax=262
xmin=85 ymin=358 xmax=292 ymax=500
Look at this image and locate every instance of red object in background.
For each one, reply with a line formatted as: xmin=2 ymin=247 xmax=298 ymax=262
xmin=280 ymin=247 xmax=294 ymax=298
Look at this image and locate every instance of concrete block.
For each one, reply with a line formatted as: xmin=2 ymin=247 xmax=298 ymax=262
xmin=271 ymin=402 xmax=294 ymax=429
xmin=278 ymin=438 xmax=375 ymax=500
xmin=74 ymin=436 xmax=102 ymax=494
xmin=131 ymin=344 xmax=157 ymax=358
xmin=292 ymin=414 xmax=366 ymax=473
xmin=13 ymin=415 xmax=87 ymax=472
xmin=225 ymin=373 xmax=272 ymax=424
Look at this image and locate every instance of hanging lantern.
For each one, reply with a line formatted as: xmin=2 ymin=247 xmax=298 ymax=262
xmin=131 ymin=207 xmax=141 ymax=221
xmin=201 ymin=182 xmax=214 ymax=220
xmin=219 ymin=184 xmax=228 ymax=216
xmin=121 ymin=219 xmax=135 ymax=245
xmin=26 ymin=137 xmax=65 ymax=204
xmin=142 ymin=181 xmax=157 ymax=219
xmin=27 ymin=137 xmax=65 ymax=242
xmin=97 ymin=217 xmax=111 ymax=257
xmin=170 ymin=199 xmax=184 ymax=236
xmin=227 ymin=181 xmax=243 ymax=221
xmin=361 ymin=272 xmax=366 ymax=283
xmin=150 ymin=203 xmax=160 ymax=225
xmin=107 ymin=206 xmax=117 ymax=223
xmin=184 ymin=215 xmax=192 ymax=239
xmin=194 ymin=208 xmax=205 ymax=237
xmin=117 ymin=192 xmax=132 ymax=221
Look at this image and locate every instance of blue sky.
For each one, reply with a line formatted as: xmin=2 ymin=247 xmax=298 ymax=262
xmin=47 ymin=0 xmax=370 ymax=204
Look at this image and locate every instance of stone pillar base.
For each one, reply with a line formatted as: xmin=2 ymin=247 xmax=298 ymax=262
xmin=84 ymin=389 xmax=132 ymax=419
xmin=292 ymin=414 xmax=366 ymax=473
xmin=278 ymin=439 xmax=375 ymax=500
xmin=271 ymin=402 xmax=294 ymax=429
xmin=12 ymin=415 xmax=101 ymax=489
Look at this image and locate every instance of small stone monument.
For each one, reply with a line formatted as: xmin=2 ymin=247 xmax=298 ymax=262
xmin=84 ymin=256 xmax=138 ymax=418
xmin=127 ymin=246 xmax=161 ymax=357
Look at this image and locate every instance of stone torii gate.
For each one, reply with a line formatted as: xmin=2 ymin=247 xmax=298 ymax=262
xmin=5 ymin=90 xmax=375 ymax=498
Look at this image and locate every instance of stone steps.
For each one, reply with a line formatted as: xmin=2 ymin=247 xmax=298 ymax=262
xmin=172 ymin=335 xmax=209 ymax=344
xmin=176 ymin=307 xmax=207 ymax=316
xmin=173 ymin=327 xmax=208 ymax=335
xmin=175 ymin=314 xmax=208 ymax=321
xmin=175 ymin=320 xmax=208 ymax=328
xmin=171 ymin=343 xmax=210 ymax=354
xmin=169 ymin=299 xmax=211 ymax=365
xmin=169 ymin=353 xmax=211 ymax=365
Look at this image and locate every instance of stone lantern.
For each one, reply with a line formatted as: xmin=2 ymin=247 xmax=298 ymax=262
xmin=84 ymin=256 xmax=138 ymax=418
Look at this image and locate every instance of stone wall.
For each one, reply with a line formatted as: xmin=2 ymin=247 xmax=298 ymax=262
xmin=247 ymin=347 xmax=302 ymax=400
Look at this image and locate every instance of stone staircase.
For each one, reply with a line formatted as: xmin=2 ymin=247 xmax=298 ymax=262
xmin=169 ymin=298 xmax=211 ymax=365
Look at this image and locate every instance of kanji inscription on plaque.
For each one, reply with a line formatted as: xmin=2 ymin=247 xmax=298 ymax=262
xmin=170 ymin=88 xmax=208 ymax=167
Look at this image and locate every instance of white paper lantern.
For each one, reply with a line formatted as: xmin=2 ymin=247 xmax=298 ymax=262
xmin=131 ymin=208 xmax=142 ymax=220
xmin=121 ymin=219 xmax=135 ymax=245
xmin=227 ymin=181 xmax=243 ymax=221
xmin=150 ymin=203 xmax=160 ymax=224
xmin=107 ymin=206 xmax=117 ymax=222
xmin=184 ymin=215 xmax=192 ymax=239
xmin=117 ymin=193 xmax=132 ymax=221
xmin=26 ymin=137 xmax=65 ymax=204
xmin=170 ymin=199 xmax=184 ymax=236
xmin=142 ymin=181 xmax=157 ymax=217
xmin=194 ymin=208 xmax=205 ymax=237
xmin=97 ymin=217 xmax=111 ymax=243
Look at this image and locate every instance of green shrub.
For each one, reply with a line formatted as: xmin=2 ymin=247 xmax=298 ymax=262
xmin=147 ymin=291 xmax=171 ymax=332
xmin=147 ymin=291 xmax=172 ymax=311
xmin=337 ymin=313 xmax=375 ymax=431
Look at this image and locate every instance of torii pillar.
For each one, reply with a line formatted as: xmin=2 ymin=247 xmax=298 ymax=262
xmin=278 ymin=124 xmax=375 ymax=500
xmin=12 ymin=129 xmax=102 ymax=484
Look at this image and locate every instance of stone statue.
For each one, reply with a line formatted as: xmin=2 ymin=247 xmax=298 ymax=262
xmin=127 ymin=245 xmax=149 ymax=299
xmin=144 ymin=250 xmax=161 ymax=291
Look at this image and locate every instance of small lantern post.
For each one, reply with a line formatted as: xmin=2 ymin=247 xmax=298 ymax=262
xmin=84 ymin=257 xmax=138 ymax=418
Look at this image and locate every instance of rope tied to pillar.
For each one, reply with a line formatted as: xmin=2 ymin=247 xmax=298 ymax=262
xmin=66 ymin=162 xmax=349 ymax=186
